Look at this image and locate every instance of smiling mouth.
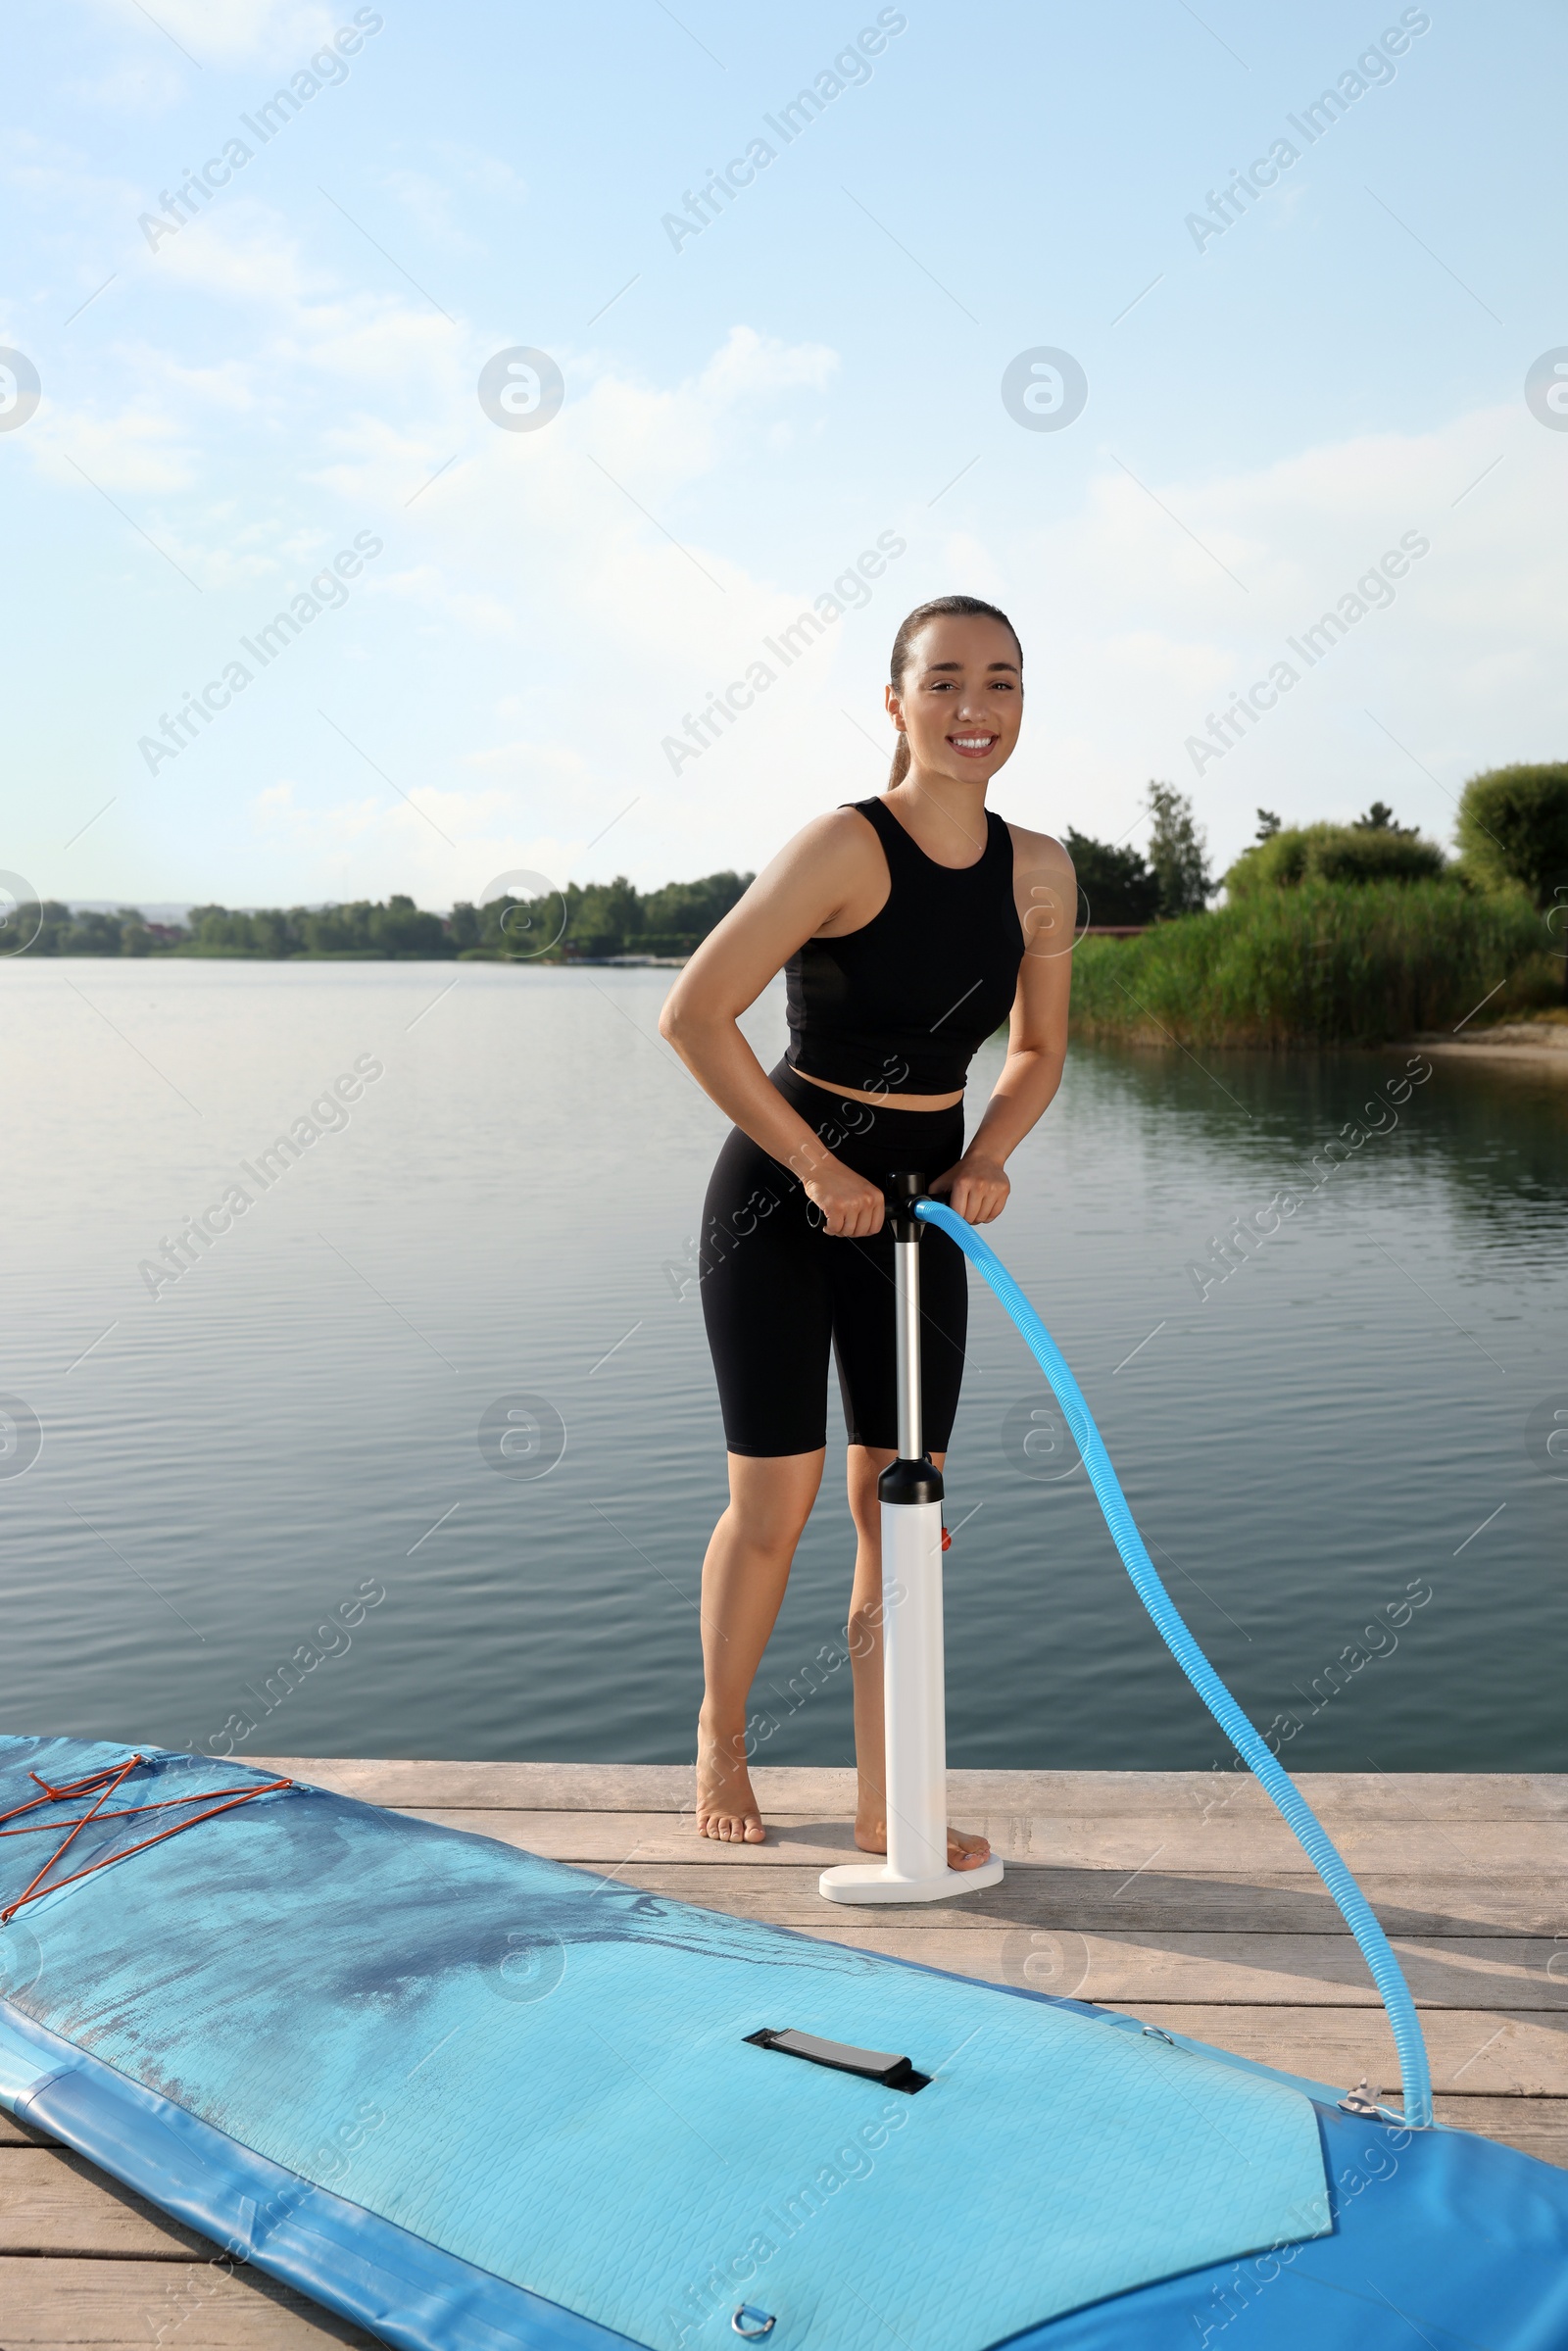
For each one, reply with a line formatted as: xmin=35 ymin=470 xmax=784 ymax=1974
xmin=949 ymin=733 xmax=999 ymax=757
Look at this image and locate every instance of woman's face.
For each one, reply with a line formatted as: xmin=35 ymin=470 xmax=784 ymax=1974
xmin=886 ymin=614 xmax=1023 ymax=786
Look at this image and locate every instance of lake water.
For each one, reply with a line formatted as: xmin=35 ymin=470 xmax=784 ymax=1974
xmin=4 ymin=960 xmax=1564 ymax=1773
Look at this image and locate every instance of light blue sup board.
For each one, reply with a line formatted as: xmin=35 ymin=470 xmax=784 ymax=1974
xmin=2 ymin=1736 xmax=1566 ymax=2350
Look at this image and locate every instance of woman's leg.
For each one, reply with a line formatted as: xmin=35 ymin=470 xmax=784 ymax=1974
xmin=696 ymin=1103 xmax=835 ymax=1845
xmin=845 ymin=1445 xmax=992 ymax=1869
xmin=696 ymin=1447 xmax=825 ymax=1843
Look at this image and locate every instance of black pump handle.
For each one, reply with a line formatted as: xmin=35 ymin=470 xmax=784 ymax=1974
xmin=885 ymin=1169 xmax=927 ymax=1242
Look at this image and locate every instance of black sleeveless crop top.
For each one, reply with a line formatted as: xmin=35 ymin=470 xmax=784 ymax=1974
xmin=784 ymin=797 xmax=1025 ymax=1095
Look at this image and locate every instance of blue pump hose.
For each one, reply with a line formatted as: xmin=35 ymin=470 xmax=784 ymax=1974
xmin=916 ymin=1198 xmax=1434 ymax=2131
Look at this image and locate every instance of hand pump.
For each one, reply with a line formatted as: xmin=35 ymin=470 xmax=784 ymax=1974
xmin=819 ymin=1175 xmax=1004 ymax=1904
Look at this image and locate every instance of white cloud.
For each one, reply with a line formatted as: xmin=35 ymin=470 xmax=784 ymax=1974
xmin=252 ymin=778 xmax=384 ymax=850
xmin=66 ymin=60 xmax=187 ymax=111
xmin=375 ymin=563 xmax=515 ymax=636
xmin=31 ymin=406 xmax=195 ymax=496
xmin=986 ymin=404 xmax=1568 ymax=866
xmin=3 ymin=130 xmax=144 ymax=216
xmin=376 ymin=156 xmax=523 ymax=252
xmin=79 ymin=0 xmax=340 ymax=70
xmin=433 ymin=146 xmax=526 ymax=204
xmin=465 ymin=739 xmax=595 ymax=787
xmin=149 ymin=206 xmax=345 ymax=311
xmin=246 ymin=776 xmax=617 ymax=911
xmin=23 ymin=153 xmax=1568 ymax=903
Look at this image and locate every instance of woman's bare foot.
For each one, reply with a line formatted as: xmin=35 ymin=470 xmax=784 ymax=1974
xmin=854 ymin=1795 xmax=991 ymax=1871
xmin=695 ymin=1716 xmax=765 ymax=1843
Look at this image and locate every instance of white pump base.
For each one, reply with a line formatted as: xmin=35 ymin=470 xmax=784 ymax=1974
xmin=817 ymin=1856 xmax=1004 ymax=1904
xmin=819 ymin=1494 xmax=1004 ymax=1906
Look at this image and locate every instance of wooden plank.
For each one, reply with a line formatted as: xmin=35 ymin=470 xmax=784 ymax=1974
xmin=781 ymin=1928 xmax=1568 ymax=2008
xmin=1285 ymin=1773 xmax=1568 ymax=1823
xmin=601 ymin=1861 xmax=1568 ymax=1935
xmin=1432 ymin=2096 xmax=1568 ymax=2167
xmin=985 ymin=1772 xmax=1568 ymax=1823
xmin=1128 ymin=2007 xmax=1568 ymax=2097
xmin=0 ymin=2256 xmax=378 ymax=2346
xmin=388 ymin=1806 xmax=1568 ymax=1874
xmin=247 ymin=1760 xmax=1568 ymax=1822
xmin=248 ymin=1757 xmax=705 ymax=1812
xmin=0 ymin=2150 xmax=208 ymax=2258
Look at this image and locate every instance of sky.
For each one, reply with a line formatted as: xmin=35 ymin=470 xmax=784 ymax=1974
xmin=3 ymin=0 xmax=1566 ymax=911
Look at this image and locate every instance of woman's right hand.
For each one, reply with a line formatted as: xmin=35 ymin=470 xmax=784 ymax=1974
xmin=803 ymin=1159 xmax=886 ymax=1238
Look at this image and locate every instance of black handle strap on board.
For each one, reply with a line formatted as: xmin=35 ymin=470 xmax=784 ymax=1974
xmin=744 ymin=2028 xmax=930 ymax=2093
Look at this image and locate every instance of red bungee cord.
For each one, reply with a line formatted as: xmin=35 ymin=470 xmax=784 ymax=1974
xmin=0 ymin=1755 xmax=293 ymax=1923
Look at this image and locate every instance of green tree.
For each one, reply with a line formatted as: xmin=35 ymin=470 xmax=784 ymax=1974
xmin=297 ymin=904 xmax=365 ymax=955
xmin=11 ymin=900 xmax=63 ymax=953
xmin=369 ymin=894 xmax=450 ymax=956
xmin=56 ymin=907 xmax=127 ymax=955
xmin=563 ymin=877 xmax=642 ymax=959
xmin=1062 ymin=830 xmax=1158 ymax=927
xmin=477 ymin=888 xmax=565 ymax=958
xmin=248 ymin=907 xmax=293 ymax=956
xmin=1353 ymin=800 xmax=1416 ymax=835
xmin=1147 ymin=781 xmax=1213 ymax=915
xmin=640 ymin=870 xmax=752 ymax=937
xmin=185 ymin=905 xmax=261 ymax=953
xmin=1457 ymin=763 xmax=1568 ymax=907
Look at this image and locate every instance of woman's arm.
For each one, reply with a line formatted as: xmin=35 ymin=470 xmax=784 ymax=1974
xmin=934 ymin=828 xmax=1075 ymax=1223
xmin=658 ymin=811 xmax=890 ymax=1238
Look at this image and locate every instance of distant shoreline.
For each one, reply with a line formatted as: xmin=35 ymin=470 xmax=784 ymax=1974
xmin=2 ymin=949 xmax=692 ymax=967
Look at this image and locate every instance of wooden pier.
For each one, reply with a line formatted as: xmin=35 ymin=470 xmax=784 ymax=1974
xmin=4 ymin=1761 xmax=1564 ymax=2344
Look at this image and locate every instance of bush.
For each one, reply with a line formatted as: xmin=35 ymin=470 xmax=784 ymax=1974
xmin=1225 ymin=822 xmax=1445 ymax=897
xmin=1070 ymin=880 xmax=1546 ymax=1047
xmin=1456 ymin=763 xmax=1568 ymax=908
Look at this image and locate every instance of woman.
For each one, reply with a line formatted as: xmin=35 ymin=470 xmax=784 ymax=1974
xmin=660 ymin=594 xmax=1074 ymax=1857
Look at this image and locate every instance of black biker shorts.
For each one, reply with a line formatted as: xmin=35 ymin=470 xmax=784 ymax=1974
xmin=699 ymin=1060 xmax=968 ymax=1457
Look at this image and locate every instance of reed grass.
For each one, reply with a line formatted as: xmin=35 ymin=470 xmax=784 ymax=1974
xmin=1069 ymin=881 xmax=1551 ymax=1048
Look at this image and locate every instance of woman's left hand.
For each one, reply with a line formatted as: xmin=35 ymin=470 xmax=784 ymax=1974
xmin=930 ymin=1151 xmax=1009 ymax=1224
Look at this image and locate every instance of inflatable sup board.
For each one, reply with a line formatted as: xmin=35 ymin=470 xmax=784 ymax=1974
xmin=2 ymin=1734 xmax=1567 ymax=2351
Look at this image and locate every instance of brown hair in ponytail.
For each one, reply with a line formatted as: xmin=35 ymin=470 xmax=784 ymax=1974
xmin=885 ymin=595 xmax=1022 ymax=787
